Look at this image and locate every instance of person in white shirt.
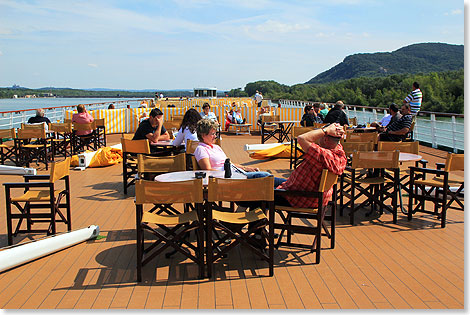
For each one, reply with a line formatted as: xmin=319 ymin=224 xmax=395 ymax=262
xmin=200 ymin=103 xmax=218 ymax=122
xmin=171 ymin=108 xmax=202 ymax=148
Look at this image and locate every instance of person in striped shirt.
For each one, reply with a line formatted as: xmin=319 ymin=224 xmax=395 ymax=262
xmin=403 ymin=82 xmax=422 ymax=115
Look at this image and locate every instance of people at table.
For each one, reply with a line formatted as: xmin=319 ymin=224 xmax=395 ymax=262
xmin=28 ymin=108 xmax=51 ymax=125
xmin=194 ymin=119 xmax=284 ymax=186
xmin=323 ymin=101 xmax=349 ymax=126
xmin=132 ymin=108 xmax=170 ymax=143
xmin=171 ymin=108 xmax=201 ymax=148
xmin=72 ymin=104 xmax=94 ymax=136
xmin=275 ymin=123 xmax=347 ymax=208
xmin=378 ymin=104 xmax=413 ymax=141
xmin=370 ymin=103 xmax=402 ymax=130
xmin=300 ymin=104 xmax=322 ymax=127
xmin=200 ymin=103 xmax=218 ymax=122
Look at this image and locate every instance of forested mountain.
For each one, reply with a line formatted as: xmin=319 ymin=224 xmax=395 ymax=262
xmin=306 ymin=43 xmax=464 ymax=84
xmin=229 ymin=69 xmax=464 ymax=114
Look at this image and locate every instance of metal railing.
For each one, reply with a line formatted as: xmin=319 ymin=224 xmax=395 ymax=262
xmin=277 ymin=99 xmax=464 ymax=153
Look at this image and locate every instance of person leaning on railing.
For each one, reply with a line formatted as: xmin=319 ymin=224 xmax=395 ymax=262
xmin=72 ymin=104 xmax=94 ymax=136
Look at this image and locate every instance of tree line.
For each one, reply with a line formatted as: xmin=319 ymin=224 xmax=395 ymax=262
xmin=228 ymin=69 xmax=464 ymax=114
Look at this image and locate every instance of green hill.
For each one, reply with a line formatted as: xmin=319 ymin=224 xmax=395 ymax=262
xmin=306 ymin=43 xmax=464 ymax=84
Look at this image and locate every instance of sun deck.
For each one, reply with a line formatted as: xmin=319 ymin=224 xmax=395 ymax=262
xmin=0 ymin=133 xmax=464 ymax=309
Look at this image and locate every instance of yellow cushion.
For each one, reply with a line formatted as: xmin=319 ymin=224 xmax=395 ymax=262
xmin=11 ymin=189 xmax=65 ymax=202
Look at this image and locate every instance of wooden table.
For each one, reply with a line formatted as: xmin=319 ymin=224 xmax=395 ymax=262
xmin=261 ymin=120 xmax=298 ymax=144
xmin=353 ymin=127 xmax=377 ymax=133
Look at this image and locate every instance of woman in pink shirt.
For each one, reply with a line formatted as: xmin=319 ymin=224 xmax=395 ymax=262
xmin=72 ymin=104 xmax=94 ymax=136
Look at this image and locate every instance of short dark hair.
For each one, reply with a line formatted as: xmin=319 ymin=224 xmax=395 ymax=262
xmin=77 ymin=104 xmax=85 ymax=113
xmin=149 ymin=108 xmax=163 ymax=117
xmin=313 ymin=103 xmax=320 ymax=109
xmin=402 ymin=103 xmax=411 ymax=111
xmin=413 ymin=81 xmax=419 ymax=89
xmin=389 ymin=103 xmax=399 ymax=113
xmin=304 ymin=105 xmax=313 ymax=113
xmin=202 ymin=103 xmax=210 ymax=110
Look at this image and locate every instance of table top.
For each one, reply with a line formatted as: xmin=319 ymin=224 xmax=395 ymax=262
xmin=155 ymin=170 xmax=246 ymax=185
xmin=266 ymin=120 xmax=298 ymax=124
xmin=399 ymin=153 xmax=422 ymax=162
xmin=150 ymin=140 xmax=177 ymax=146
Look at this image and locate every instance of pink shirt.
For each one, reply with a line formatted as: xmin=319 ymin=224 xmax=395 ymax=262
xmin=194 ymin=142 xmax=227 ymax=170
xmin=72 ymin=112 xmax=94 ymax=136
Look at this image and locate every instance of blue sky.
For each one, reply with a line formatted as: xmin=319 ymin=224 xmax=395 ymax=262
xmin=0 ymin=0 xmax=465 ymax=91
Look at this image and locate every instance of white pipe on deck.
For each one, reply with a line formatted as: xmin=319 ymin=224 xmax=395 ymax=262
xmin=0 ymin=225 xmax=100 ymax=273
xmin=0 ymin=165 xmax=36 ymax=175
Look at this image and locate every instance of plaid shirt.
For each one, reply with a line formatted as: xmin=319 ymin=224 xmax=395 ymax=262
xmin=277 ymin=142 xmax=346 ymax=208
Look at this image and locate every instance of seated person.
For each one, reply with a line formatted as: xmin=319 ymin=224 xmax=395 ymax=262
xmin=172 ymin=108 xmax=201 ymax=148
xmin=319 ymin=103 xmax=329 ymax=118
xmin=378 ymin=104 xmax=413 ymax=141
xmin=323 ymin=100 xmax=349 ymax=126
xmin=132 ymin=108 xmax=170 ymax=143
xmin=313 ymin=103 xmax=324 ymax=122
xmin=194 ymin=119 xmax=284 ymax=186
xmin=28 ymin=108 xmax=51 ymax=125
xmin=370 ymin=103 xmax=401 ymax=131
xmin=300 ymin=104 xmax=322 ymax=127
xmin=107 ymin=104 xmax=115 ymax=109
xmin=200 ymin=103 xmax=218 ymax=122
xmin=275 ymin=123 xmax=347 ymax=208
xmin=72 ymin=104 xmax=94 ymax=136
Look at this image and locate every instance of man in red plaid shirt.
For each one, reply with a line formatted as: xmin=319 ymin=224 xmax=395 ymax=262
xmin=276 ymin=122 xmax=347 ymax=208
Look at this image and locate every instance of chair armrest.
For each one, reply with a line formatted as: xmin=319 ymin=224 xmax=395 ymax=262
xmin=436 ymin=162 xmax=445 ymax=170
xmin=408 ymin=166 xmax=446 ymax=177
xmin=23 ymin=174 xmax=50 ymax=181
xmin=3 ymin=182 xmax=52 ymax=188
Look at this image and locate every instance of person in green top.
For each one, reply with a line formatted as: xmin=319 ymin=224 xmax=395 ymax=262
xmin=319 ymin=103 xmax=329 ymax=119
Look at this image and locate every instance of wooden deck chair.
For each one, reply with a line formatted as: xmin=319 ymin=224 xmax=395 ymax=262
xmin=137 ymin=152 xmax=186 ymax=181
xmin=313 ymin=122 xmax=329 ymax=129
xmin=206 ymin=176 xmax=275 ymax=278
xmin=95 ymin=118 xmax=106 ymax=147
xmin=50 ymin=122 xmax=73 ymax=158
xmin=0 ymin=128 xmax=18 ymax=165
xmin=135 ymin=179 xmax=205 ymax=281
xmin=342 ymin=150 xmax=400 ymax=225
xmin=16 ymin=127 xmax=54 ymax=170
xmin=121 ymin=138 xmax=150 ymax=194
xmin=3 ymin=157 xmax=71 ymax=245
xmin=408 ymin=153 xmax=464 ymax=228
xmin=185 ymin=140 xmax=200 ymax=170
xmin=72 ymin=121 xmax=99 ymax=153
xmin=274 ymin=169 xmax=338 ymax=264
xmin=261 ymin=114 xmax=281 ymax=143
xmin=289 ymin=126 xmax=315 ymax=169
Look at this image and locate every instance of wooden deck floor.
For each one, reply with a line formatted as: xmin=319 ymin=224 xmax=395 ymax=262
xmin=0 ymin=133 xmax=464 ymax=309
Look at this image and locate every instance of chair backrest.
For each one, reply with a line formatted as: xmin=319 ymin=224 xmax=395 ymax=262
xmin=95 ymin=118 xmax=105 ymax=127
xmin=172 ymin=114 xmax=184 ymax=121
xmin=345 ymin=132 xmax=378 ymax=144
xmin=73 ymin=121 xmax=96 ymax=131
xmin=317 ymin=169 xmax=339 ymax=193
xmin=207 ymin=176 xmax=274 ymax=202
xmin=186 ymin=140 xmax=200 ymax=155
xmin=121 ymin=138 xmax=151 ymax=154
xmin=313 ymin=122 xmax=329 ymax=129
xmin=50 ymin=122 xmax=73 ymax=133
xmin=137 ymin=153 xmax=186 ymax=174
xmin=261 ymin=114 xmax=280 ymax=123
xmin=164 ymin=120 xmax=181 ymax=130
xmin=348 ymin=117 xmax=358 ymax=126
xmin=377 ymin=141 xmax=419 ymax=154
xmin=122 ymin=133 xmax=134 ymax=140
xmin=22 ymin=122 xmax=49 ymax=131
xmin=445 ymin=153 xmax=464 ymax=172
xmin=351 ymin=150 xmax=399 ymax=169
xmin=17 ymin=127 xmax=47 ymax=139
xmin=341 ymin=141 xmax=374 ymax=156
xmin=0 ymin=128 xmax=16 ymax=139
xmin=50 ymin=157 xmax=71 ymax=183
xmin=135 ymin=179 xmax=203 ymax=205
xmin=292 ymin=126 xmax=315 ymax=138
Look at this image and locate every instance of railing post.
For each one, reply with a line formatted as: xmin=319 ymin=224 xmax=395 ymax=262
xmin=430 ymin=114 xmax=437 ymax=148
xmin=372 ymin=109 xmax=377 ymax=122
xmin=451 ymin=116 xmax=457 ymax=153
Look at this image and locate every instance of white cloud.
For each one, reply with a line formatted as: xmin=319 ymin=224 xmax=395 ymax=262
xmin=254 ymin=19 xmax=310 ymax=34
xmin=0 ymin=50 xmax=3 ymax=56
xmin=88 ymin=63 xmax=98 ymax=68
xmin=445 ymin=9 xmax=462 ymax=15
